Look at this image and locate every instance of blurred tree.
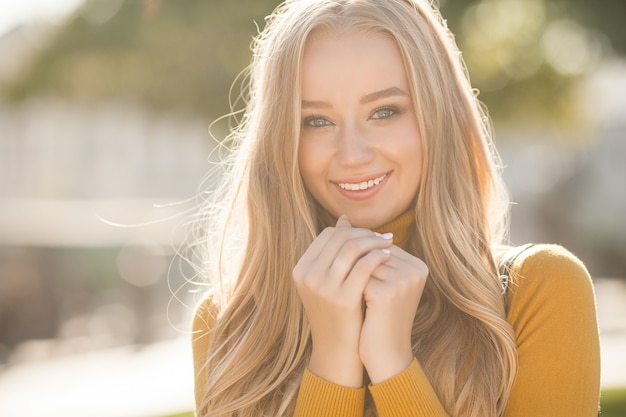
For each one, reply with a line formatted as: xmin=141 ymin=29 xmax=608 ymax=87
xmin=4 ymin=0 xmax=279 ymax=121
xmin=441 ymin=0 xmax=614 ymax=128
xmin=2 ymin=0 xmax=624 ymax=127
xmin=565 ymin=0 xmax=626 ymax=54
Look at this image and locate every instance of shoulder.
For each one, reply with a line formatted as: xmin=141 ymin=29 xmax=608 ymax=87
xmin=504 ymin=245 xmax=601 ymax=414
xmin=512 ymin=243 xmax=591 ymax=291
xmin=506 ymin=243 xmax=595 ymax=320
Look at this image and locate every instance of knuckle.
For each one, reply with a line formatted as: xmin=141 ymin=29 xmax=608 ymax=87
xmin=369 ymin=250 xmax=388 ymax=265
xmin=342 ymin=239 xmax=360 ymax=254
xmin=408 ymin=259 xmax=428 ymax=279
xmin=417 ymin=259 xmax=429 ymax=276
xmin=292 ymin=260 xmax=310 ymax=283
xmin=320 ymin=226 xmax=334 ymax=238
xmin=334 ymin=228 xmax=352 ymax=241
xmin=353 ymin=252 xmax=378 ymax=273
xmin=292 ymin=262 xmax=304 ymax=280
xmin=292 ymin=264 xmax=321 ymax=291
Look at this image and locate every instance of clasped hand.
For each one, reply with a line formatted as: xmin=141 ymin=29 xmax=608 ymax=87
xmin=292 ymin=215 xmax=428 ymax=387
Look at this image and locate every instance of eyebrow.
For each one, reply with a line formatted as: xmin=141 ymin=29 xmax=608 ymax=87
xmin=360 ymin=86 xmax=408 ymax=104
xmin=301 ymin=86 xmax=408 ymax=109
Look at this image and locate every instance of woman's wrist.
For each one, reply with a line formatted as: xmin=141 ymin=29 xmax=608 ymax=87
xmin=309 ymin=345 xmax=364 ymax=388
xmin=364 ymin=352 xmax=413 ymax=385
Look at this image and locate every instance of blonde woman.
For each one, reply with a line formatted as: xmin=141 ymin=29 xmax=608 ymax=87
xmin=191 ymin=0 xmax=600 ymax=416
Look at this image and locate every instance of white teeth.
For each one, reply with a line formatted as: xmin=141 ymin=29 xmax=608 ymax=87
xmin=339 ymin=174 xmax=387 ymax=191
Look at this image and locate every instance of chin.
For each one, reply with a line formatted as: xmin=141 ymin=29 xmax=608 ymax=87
xmin=347 ymin=213 xmax=392 ymax=230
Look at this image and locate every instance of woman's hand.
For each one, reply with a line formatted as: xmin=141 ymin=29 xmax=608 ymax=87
xmin=359 ymin=244 xmax=428 ymax=384
xmin=292 ymin=215 xmax=392 ymax=387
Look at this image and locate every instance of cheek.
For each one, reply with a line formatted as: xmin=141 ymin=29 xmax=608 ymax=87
xmin=390 ymin=128 xmax=423 ymax=186
xmin=297 ymin=140 xmax=318 ymax=188
xmin=390 ymin=127 xmax=422 ymax=163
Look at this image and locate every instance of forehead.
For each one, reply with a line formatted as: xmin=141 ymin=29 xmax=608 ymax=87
xmin=303 ymin=28 xmax=401 ymax=64
xmin=301 ymin=30 xmax=409 ymax=93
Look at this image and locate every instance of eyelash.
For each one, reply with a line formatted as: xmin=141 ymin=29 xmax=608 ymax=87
xmin=371 ymin=106 xmax=402 ymax=120
xmin=301 ymin=106 xmax=403 ymax=128
xmin=302 ymin=115 xmax=331 ymax=128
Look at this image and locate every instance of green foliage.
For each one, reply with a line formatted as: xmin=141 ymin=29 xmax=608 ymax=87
xmin=601 ymin=388 xmax=626 ymax=417
xmin=441 ymin=0 xmax=608 ymax=128
xmin=566 ymin=0 xmax=626 ymax=54
xmin=5 ymin=0 xmax=279 ymax=120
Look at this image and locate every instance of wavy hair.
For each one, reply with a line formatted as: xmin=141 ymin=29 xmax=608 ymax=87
xmin=195 ymin=0 xmax=516 ymax=416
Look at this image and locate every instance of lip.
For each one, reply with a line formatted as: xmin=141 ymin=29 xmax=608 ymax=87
xmin=332 ymin=171 xmax=391 ymax=200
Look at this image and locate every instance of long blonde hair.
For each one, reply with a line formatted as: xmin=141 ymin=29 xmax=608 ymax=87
xmin=195 ymin=1 xmax=516 ymax=416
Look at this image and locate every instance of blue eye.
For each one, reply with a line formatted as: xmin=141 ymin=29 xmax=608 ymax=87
xmin=371 ymin=107 xmax=399 ymax=120
xmin=302 ymin=116 xmax=332 ymax=128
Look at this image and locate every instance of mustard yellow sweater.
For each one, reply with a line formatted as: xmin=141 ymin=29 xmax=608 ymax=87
xmin=192 ymin=212 xmax=600 ymax=416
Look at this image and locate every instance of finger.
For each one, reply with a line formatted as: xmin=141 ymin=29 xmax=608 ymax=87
xmin=385 ymin=244 xmax=412 ymax=259
xmin=327 ymin=233 xmax=393 ymax=281
xmin=343 ymin=249 xmax=391 ymax=294
xmin=293 ymin=226 xmax=338 ymax=277
xmin=363 ymin=274 xmax=385 ymax=298
xmin=385 ymin=245 xmax=428 ymax=269
xmin=336 ymin=214 xmax=352 ymax=228
xmin=370 ymin=255 xmax=429 ymax=284
xmin=370 ymin=261 xmax=396 ymax=281
xmin=295 ymin=218 xmax=369 ymax=267
xmin=294 ymin=227 xmax=388 ymax=286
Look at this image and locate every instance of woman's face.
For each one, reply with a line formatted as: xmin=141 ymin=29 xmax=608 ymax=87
xmin=298 ymin=30 xmax=423 ymax=229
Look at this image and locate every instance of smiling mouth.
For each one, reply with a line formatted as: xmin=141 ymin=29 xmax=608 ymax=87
xmin=338 ymin=173 xmax=387 ymax=191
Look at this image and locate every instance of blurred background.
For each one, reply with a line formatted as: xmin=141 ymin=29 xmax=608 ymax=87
xmin=0 ymin=0 xmax=624 ymax=416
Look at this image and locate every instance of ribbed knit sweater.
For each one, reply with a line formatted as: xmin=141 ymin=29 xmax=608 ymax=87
xmin=192 ymin=211 xmax=600 ymax=416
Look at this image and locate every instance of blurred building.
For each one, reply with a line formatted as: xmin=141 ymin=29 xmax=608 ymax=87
xmin=0 ymin=95 xmax=214 ymax=363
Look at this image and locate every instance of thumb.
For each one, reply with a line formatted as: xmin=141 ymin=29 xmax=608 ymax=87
xmin=336 ymin=214 xmax=351 ymax=228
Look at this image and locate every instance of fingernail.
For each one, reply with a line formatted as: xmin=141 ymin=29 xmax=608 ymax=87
xmin=382 ymin=248 xmax=391 ymax=255
xmin=374 ymin=232 xmax=393 ymax=240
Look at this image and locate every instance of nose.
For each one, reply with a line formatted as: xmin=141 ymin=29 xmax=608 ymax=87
xmin=335 ymin=124 xmax=374 ymax=167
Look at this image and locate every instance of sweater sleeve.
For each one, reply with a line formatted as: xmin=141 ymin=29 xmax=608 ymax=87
xmin=293 ymin=370 xmax=366 ymax=417
xmin=504 ymin=244 xmax=601 ymax=416
xmin=368 ymin=358 xmax=449 ymax=417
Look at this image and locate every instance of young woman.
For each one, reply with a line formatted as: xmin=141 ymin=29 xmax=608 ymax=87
xmin=191 ymin=0 xmax=601 ymax=416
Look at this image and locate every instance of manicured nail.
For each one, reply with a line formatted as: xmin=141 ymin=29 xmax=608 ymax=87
xmin=382 ymin=249 xmax=391 ymax=255
xmin=374 ymin=232 xmax=393 ymax=240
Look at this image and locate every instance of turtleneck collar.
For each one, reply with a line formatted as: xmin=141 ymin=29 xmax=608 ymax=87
xmin=319 ymin=209 xmax=416 ymax=251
